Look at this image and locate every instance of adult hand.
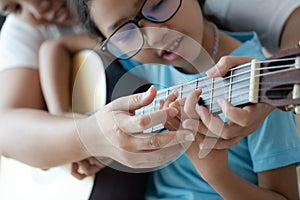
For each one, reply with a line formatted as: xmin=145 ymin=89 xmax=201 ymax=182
xmin=76 ymin=86 xmax=195 ymax=170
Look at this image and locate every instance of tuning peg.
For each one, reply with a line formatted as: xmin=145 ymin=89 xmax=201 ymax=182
xmin=285 ymin=104 xmax=300 ymax=114
xmin=295 ymin=105 xmax=300 ymax=114
xmin=292 ymin=56 xmax=300 ymax=114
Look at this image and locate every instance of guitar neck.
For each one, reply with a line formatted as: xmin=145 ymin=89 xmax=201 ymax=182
xmin=137 ymin=61 xmax=255 ymax=116
xmin=137 ymin=49 xmax=300 ymax=133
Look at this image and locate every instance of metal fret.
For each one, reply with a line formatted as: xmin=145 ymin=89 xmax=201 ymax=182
xmin=179 ymin=84 xmax=183 ymax=99
xmin=228 ymin=70 xmax=233 ymax=102
xmin=152 ymin=99 xmax=156 ymax=113
xmin=209 ymin=78 xmax=215 ymax=112
xmin=151 ymin=98 xmax=156 ymax=133
xmin=166 ymin=89 xmax=170 ymax=98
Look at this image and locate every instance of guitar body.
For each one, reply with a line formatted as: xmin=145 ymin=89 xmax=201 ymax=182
xmin=71 ymin=49 xmax=106 ymax=114
xmin=0 ymin=50 xmax=106 ymax=200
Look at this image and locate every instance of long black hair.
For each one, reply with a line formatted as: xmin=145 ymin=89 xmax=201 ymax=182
xmin=70 ymin=0 xmax=103 ymax=37
xmin=71 ymin=0 xmax=206 ymax=38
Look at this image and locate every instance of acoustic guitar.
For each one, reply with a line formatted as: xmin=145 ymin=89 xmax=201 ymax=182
xmin=1 ymin=48 xmax=300 ymax=199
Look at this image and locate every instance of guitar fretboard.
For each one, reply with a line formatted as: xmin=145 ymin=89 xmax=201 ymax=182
xmin=137 ymin=56 xmax=300 ymax=133
xmin=137 ymin=62 xmax=255 ymax=133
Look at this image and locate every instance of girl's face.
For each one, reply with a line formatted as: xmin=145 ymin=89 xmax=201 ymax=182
xmin=91 ymin=0 xmax=210 ymax=73
xmin=0 ymin=0 xmax=75 ymax=25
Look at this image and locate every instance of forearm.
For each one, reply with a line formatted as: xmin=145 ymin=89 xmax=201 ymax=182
xmin=0 ymin=108 xmax=89 ymax=169
xmin=39 ymin=40 xmax=72 ymax=115
xmin=207 ymin=169 xmax=288 ymax=200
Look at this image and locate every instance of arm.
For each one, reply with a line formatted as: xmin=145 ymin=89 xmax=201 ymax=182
xmin=187 ymin=142 xmax=298 ymax=200
xmin=183 ymin=90 xmax=299 ymax=200
xmin=0 ymin=69 xmax=193 ymax=169
xmin=0 ymin=68 xmax=89 ymax=168
xmin=204 ymin=0 xmax=300 ymax=53
xmin=0 ymin=14 xmax=194 ymax=170
xmin=39 ymin=34 xmax=98 ymax=115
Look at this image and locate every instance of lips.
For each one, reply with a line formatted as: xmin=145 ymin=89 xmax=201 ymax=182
xmin=159 ymin=36 xmax=184 ymax=61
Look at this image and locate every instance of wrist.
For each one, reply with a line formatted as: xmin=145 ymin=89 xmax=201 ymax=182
xmin=204 ymin=165 xmax=232 ymax=185
xmin=75 ymin=115 xmax=107 ymax=159
xmin=74 ymin=116 xmax=96 ymax=158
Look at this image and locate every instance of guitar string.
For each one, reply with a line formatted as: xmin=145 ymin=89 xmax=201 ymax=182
xmin=137 ymin=57 xmax=298 ymax=114
xmin=139 ymin=67 xmax=298 ymax=114
xmin=139 ymin=86 xmax=296 ymax=115
xmin=142 ymin=84 xmax=293 ymax=106
xmin=195 ymin=59 xmax=295 ymax=88
xmin=153 ymin=63 xmax=296 ymax=99
xmin=194 ymin=57 xmax=295 ymax=92
xmin=138 ymin=67 xmax=298 ymax=114
xmin=149 ymin=58 xmax=296 ymax=98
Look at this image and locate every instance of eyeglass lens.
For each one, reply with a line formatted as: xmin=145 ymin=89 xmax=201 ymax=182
xmin=106 ymin=0 xmax=181 ymax=59
xmin=142 ymin=0 xmax=181 ymax=22
xmin=107 ymin=23 xmax=144 ymax=59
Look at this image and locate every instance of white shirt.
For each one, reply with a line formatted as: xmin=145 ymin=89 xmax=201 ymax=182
xmin=0 ymin=14 xmax=85 ymax=71
xmin=204 ymin=0 xmax=300 ymax=52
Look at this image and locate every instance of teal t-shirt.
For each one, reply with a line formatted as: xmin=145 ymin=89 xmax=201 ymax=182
xmin=121 ymin=32 xmax=300 ymax=199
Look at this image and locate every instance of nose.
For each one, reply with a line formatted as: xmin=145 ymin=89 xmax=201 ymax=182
xmin=140 ymin=20 xmax=169 ymax=47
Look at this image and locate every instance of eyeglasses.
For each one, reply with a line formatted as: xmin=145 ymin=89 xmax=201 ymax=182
xmin=99 ymin=0 xmax=182 ymax=60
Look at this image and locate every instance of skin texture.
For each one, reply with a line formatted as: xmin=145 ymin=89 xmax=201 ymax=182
xmin=0 ymin=0 xmax=299 ymax=185
xmin=87 ymin=0 xmax=299 ymax=199
xmin=0 ymin=0 xmax=196 ymax=178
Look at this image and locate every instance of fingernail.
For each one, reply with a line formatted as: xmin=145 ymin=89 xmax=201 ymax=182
xmin=184 ymin=134 xmax=195 ymax=142
xmin=206 ymin=65 xmax=218 ymax=77
xmin=142 ymin=86 xmax=152 ymax=102
xmin=182 ymin=120 xmax=194 ymax=130
xmin=199 ymin=143 xmax=205 ymax=150
xmin=217 ymin=98 xmax=225 ymax=108
xmin=198 ymin=148 xmax=210 ymax=158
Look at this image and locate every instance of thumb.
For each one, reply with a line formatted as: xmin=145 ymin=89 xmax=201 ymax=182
xmin=110 ymin=85 xmax=157 ymax=112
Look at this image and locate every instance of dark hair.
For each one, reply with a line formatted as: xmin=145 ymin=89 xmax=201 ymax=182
xmin=198 ymin=0 xmax=205 ymax=7
xmin=70 ymin=0 xmax=103 ymax=37
xmin=71 ymin=0 xmax=206 ymax=38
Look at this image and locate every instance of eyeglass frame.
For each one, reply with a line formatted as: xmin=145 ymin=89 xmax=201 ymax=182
xmin=99 ymin=0 xmax=182 ymax=60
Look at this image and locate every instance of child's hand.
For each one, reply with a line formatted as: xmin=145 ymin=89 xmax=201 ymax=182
xmin=182 ymin=56 xmax=274 ymax=150
xmin=71 ymin=157 xmax=107 ymax=180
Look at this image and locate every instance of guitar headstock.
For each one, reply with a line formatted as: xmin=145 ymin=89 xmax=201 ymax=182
xmin=259 ymin=48 xmax=300 ymax=113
